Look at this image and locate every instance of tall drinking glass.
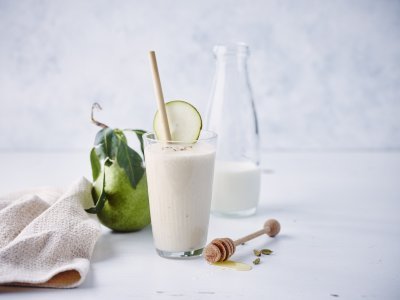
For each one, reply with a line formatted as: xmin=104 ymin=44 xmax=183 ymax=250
xmin=143 ymin=131 xmax=217 ymax=258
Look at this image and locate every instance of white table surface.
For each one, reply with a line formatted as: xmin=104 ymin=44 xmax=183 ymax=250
xmin=0 ymin=151 xmax=399 ymax=299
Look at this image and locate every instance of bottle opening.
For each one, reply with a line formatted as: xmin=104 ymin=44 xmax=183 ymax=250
xmin=213 ymin=43 xmax=250 ymax=57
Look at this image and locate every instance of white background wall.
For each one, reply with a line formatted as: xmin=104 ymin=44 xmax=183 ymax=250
xmin=0 ymin=0 xmax=399 ymax=151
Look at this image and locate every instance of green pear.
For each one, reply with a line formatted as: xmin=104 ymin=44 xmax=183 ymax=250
xmin=87 ymin=103 xmax=150 ymax=232
xmin=93 ymin=161 xmax=150 ymax=232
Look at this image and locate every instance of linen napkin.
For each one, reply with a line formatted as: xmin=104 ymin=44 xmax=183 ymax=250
xmin=0 ymin=177 xmax=101 ymax=288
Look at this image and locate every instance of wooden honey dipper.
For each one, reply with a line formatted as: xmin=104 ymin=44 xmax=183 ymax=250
xmin=204 ymin=219 xmax=281 ymax=263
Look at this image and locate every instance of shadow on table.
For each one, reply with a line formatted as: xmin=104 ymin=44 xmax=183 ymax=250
xmin=80 ymin=225 xmax=153 ymax=288
xmin=91 ymin=225 xmax=153 ymax=263
xmin=90 ymin=232 xmax=115 ymax=263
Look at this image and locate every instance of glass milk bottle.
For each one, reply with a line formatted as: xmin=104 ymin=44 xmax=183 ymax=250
xmin=206 ymin=43 xmax=261 ymax=217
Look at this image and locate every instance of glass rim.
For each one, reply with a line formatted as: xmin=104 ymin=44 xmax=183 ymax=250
xmin=143 ymin=130 xmax=217 ymax=144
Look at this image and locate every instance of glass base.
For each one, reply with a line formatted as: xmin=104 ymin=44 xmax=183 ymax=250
xmin=156 ymin=247 xmax=204 ymax=259
xmin=211 ymin=207 xmax=257 ymax=218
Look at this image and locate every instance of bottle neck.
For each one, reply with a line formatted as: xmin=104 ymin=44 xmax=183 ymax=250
xmin=213 ymin=44 xmax=250 ymax=74
xmin=207 ymin=44 xmax=259 ymax=164
xmin=215 ymin=55 xmax=248 ymax=72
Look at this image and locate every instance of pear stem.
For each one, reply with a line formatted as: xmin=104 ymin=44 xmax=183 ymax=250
xmin=91 ymin=102 xmax=109 ymax=129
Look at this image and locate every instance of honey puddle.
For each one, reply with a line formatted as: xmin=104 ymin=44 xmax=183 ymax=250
xmin=211 ymin=260 xmax=252 ymax=271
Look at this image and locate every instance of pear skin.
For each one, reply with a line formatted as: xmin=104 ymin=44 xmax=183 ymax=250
xmin=93 ymin=162 xmax=150 ymax=232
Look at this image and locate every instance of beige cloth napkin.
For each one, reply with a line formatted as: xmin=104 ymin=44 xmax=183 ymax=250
xmin=0 ymin=177 xmax=101 ymax=288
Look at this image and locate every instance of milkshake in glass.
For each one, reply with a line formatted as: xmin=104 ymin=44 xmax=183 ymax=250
xmin=143 ymin=131 xmax=217 ymax=258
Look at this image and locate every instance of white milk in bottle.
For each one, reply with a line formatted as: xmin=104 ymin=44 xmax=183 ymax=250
xmin=211 ymin=161 xmax=261 ymax=214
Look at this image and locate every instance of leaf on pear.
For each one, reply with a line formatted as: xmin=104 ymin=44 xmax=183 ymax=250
xmin=116 ymin=139 xmax=144 ymax=189
xmin=92 ymin=127 xmax=145 ymax=190
xmin=94 ymin=127 xmax=119 ymax=162
xmin=86 ymin=159 xmax=108 ymax=214
xmin=124 ymin=129 xmax=146 ymax=158
xmin=90 ymin=148 xmax=101 ymax=181
xmin=114 ymin=129 xmax=127 ymax=143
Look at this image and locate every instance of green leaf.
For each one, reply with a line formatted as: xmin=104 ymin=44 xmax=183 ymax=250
xmin=85 ymin=160 xmax=108 ymax=214
xmin=114 ymin=129 xmax=127 ymax=143
xmin=124 ymin=129 xmax=146 ymax=158
xmin=116 ymin=140 xmax=144 ymax=189
xmin=91 ymin=127 xmax=144 ymax=191
xmin=90 ymin=148 xmax=101 ymax=181
xmin=94 ymin=127 xmax=119 ymax=162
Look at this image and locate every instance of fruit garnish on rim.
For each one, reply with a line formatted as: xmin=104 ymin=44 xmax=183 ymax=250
xmin=153 ymin=100 xmax=202 ymax=143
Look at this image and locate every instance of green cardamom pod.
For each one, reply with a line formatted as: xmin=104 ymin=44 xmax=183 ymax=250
xmin=261 ymin=249 xmax=273 ymax=255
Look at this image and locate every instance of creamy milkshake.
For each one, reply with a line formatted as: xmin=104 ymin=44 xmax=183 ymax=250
xmin=144 ymin=131 xmax=216 ymax=258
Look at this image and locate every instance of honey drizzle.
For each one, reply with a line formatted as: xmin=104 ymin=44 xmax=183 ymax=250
xmin=211 ymin=260 xmax=252 ymax=271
